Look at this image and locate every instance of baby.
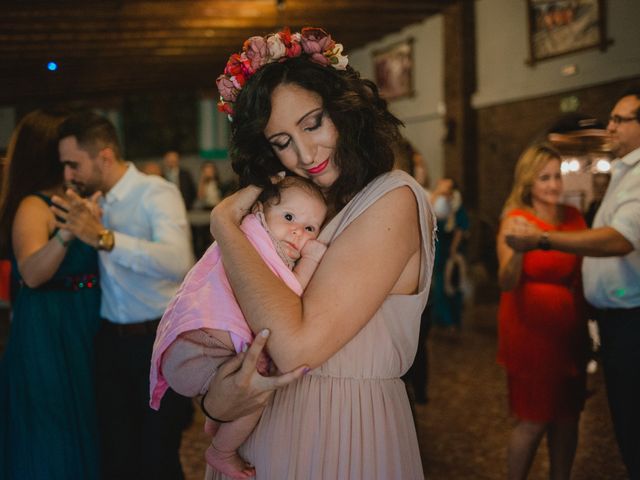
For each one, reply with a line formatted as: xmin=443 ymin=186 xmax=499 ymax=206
xmin=149 ymin=176 xmax=327 ymax=479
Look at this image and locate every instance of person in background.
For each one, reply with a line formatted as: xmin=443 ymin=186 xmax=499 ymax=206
xmin=504 ymin=88 xmax=640 ymax=479
xmin=196 ymin=161 xmax=223 ymax=209
xmin=0 ymin=109 xmax=102 ymax=479
xmin=498 ymin=143 xmax=589 ymax=480
xmin=51 ymin=112 xmax=195 ymax=480
xmin=431 ymin=178 xmax=469 ymax=335
xmin=163 ymin=150 xmax=197 ymax=210
xmin=140 ymin=160 xmax=163 ymax=177
xmin=584 ymin=172 xmax=611 ymax=227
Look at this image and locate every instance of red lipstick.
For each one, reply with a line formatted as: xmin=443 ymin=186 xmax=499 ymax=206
xmin=307 ymin=159 xmax=329 ymax=175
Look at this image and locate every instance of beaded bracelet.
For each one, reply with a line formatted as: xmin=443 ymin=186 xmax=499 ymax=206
xmin=200 ymin=393 xmax=231 ymax=423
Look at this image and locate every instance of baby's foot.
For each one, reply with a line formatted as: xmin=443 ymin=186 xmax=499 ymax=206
xmin=205 ymin=444 xmax=256 ymax=479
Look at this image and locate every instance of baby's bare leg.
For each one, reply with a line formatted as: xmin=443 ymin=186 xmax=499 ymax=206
xmin=205 ymin=407 xmax=264 ymax=479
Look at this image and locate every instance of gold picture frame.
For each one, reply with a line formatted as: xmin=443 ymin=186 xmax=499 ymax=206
xmin=526 ymin=0 xmax=610 ymax=65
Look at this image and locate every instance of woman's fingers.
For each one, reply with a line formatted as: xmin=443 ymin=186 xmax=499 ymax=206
xmin=202 ymin=329 xmax=306 ymax=422
xmin=239 ymin=329 xmax=270 ymax=376
xmin=245 ymin=330 xmax=309 ymax=389
xmin=215 ymin=349 xmax=246 ymax=379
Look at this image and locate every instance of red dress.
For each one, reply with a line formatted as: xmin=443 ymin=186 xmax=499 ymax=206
xmin=498 ymin=206 xmax=589 ymax=422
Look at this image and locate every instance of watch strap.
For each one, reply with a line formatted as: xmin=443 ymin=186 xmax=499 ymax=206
xmin=538 ymin=231 xmax=551 ymax=251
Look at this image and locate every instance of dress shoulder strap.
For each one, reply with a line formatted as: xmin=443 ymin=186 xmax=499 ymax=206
xmin=31 ymin=192 xmax=53 ymax=206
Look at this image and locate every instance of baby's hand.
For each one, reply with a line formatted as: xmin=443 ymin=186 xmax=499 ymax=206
xmin=300 ymin=239 xmax=327 ymax=264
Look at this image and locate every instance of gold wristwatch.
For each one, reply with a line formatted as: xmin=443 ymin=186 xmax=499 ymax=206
xmin=97 ymin=229 xmax=115 ymax=252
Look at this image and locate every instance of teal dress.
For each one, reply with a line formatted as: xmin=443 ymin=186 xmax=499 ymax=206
xmin=0 ymin=193 xmax=102 ymax=480
xmin=432 ymin=204 xmax=469 ymax=328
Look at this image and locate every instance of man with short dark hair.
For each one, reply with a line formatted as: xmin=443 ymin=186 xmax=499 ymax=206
xmin=504 ymin=88 xmax=640 ymax=478
xmin=52 ymin=112 xmax=195 ymax=480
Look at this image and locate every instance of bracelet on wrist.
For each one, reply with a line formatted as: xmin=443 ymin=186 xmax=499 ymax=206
xmin=54 ymin=230 xmax=71 ymax=247
xmin=200 ymin=393 xmax=231 ymax=423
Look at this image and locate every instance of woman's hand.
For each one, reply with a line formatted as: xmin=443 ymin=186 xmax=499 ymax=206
xmin=210 ymin=185 xmax=262 ymax=238
xmin=503 ymin=215 xmax=542 ymax=252
xmin=497 ymin=215 xmax=528 ymax=291
xmin=201 ymin=329 xmax=308 ymax=422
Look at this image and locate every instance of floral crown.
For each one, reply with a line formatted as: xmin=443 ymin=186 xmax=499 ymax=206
xmin=216 ymin=27 xmax=349 ymax=118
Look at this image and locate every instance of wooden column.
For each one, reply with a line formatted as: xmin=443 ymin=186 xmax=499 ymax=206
xmin=443 ymin=0 xmax=477 ymax=204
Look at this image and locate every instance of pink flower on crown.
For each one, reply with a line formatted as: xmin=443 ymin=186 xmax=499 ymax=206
xmin=266 ymin=34 xmax=286 ymax=60
xmin=301 ymin=28 xmax=334 ymax=56
xmin=279 ymin=28 xmax=302 ymax=58
xmin=224 ymin=53 xmax=249 ymax=78
xmin=243 ymin=36 xmax=269 ymax=72
xmin=216 ymin=75 xmax=237 ymax=102
xmin=300 ymin=28 xmax=347 ymax=69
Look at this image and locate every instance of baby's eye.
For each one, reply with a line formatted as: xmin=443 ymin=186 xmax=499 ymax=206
xmin=284 ymin=213 xmax=293 ymax=221
xmin=305 ymin=226 xmax=316 ymax=233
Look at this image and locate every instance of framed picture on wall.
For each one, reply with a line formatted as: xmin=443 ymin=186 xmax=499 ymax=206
xmin=526 ymin=0 xmax=610 ymax=65
xmin=372 ymin=38 xmax=414 ymax=101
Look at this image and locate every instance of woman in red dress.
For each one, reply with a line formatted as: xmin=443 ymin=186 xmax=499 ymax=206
xmin=496 ymin=143 xmax=589 ymax=479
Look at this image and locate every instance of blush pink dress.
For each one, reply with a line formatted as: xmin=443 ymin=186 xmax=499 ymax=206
xmin=204 ymin=171 xmax=435 ymax=479
xmin=157 ymin=171 xmax=434 ymax=479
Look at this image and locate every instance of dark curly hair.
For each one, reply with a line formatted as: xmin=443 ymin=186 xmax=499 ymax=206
xmin=230 ymin=57 xmax=403 ymax=211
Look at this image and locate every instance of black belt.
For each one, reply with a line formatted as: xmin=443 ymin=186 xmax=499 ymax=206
xmin=102 ymin=318 xmax=161 ymax=337
xmin=596 ymin=305 xmax=640 ymax=317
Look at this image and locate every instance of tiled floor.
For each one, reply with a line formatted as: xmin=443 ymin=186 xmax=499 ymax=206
xmin=179 ymin=303 xmax=628 ymax=479
xmin=0 ymin=304 xmax=625 ymax=479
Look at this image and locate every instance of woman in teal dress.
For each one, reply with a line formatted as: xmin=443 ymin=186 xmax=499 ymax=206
xmin=0 ymin=109 xmax=101 ymax=479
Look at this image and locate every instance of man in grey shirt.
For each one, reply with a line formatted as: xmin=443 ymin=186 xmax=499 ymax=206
xmin=504 ymin=88 xmax=640 ymax=478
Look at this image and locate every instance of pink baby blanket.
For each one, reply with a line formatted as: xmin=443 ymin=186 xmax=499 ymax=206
xmin=149 ymin=213 xmax=303 ymax=409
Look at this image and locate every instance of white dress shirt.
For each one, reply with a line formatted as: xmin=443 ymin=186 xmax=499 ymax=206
xmin=583 ymin=147 xmax=640 ymax=309
xmin=99 ymin=163 xmax=194 ymax=323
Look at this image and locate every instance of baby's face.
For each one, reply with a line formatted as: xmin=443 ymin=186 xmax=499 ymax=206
xmin=263 ymin=186 xmax=327 ymax=261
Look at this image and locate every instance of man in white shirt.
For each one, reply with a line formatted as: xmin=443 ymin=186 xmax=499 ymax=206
xmin=53 ymin=112 xmax=195 ymax=480
xmin=504 ymin=88 xmax=640 ymax=478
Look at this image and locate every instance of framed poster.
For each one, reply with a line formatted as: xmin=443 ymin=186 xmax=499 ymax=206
xmin=372 ymin=38 xmax=414 ymax=101
xmin=526 ymin=0 xmax=609 ymax=65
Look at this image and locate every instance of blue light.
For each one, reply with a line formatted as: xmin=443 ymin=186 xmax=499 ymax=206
xmin=47 ymin=62 xmax=58 ymax=71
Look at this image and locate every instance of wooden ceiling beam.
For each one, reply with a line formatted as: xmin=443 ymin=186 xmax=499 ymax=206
xmin=2 ymin=0 xmax=445 ymax=20
xmin=0 ymin=0 xmax=452 ymax=105
xmin=0 ymin=13 xmax=433 ymax=32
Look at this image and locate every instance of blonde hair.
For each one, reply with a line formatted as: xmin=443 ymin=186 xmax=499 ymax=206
xmin=503 ymin=143 xmax=562 ymax=214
